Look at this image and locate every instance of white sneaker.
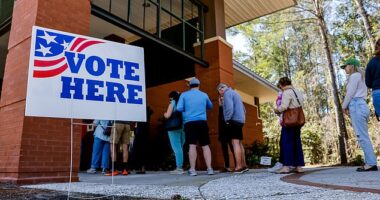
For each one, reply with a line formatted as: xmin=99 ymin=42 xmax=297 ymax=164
xmin=268 ymin=162 xmax=283 ymax=173
xmin=207 ymin=168 xmax=215 ymax=175
xmin=188 ymin=169 xmax=197 ymax=176
xmin=170 ymin=168 xmax=185 ymax=175
xmin=86 ymin=168 xmax=97 ymax=174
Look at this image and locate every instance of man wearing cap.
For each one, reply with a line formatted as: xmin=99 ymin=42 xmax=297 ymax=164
xmin=177 ymin=77 xmax=214 ymax=176
xmin=217 ymin=83 xmax=248 ymax=173
xmin=365 ymin=39 xmax=380 ymax=121
xmin=341 ymin=58 xmax=377 ymax=172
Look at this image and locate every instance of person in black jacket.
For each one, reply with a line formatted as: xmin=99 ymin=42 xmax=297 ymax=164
xmin=365 ymin=39 xmax=380 ymax=121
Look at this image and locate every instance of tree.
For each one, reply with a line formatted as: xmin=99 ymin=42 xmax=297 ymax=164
xmin=353 ymin=0 xmax=376 ymax=52
xmin=310 ymin=0 xmax=349 ymax=164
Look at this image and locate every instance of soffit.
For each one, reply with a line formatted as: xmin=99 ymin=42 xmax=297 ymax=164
xmin=224 ymin=0 xmax=297 ymax=28
xmin=233 ymin=61 xmax=279 ymax=104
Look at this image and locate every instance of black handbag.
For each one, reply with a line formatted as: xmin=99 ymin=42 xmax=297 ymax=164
xmin=165 ymin=111 xmax=182 ymax=131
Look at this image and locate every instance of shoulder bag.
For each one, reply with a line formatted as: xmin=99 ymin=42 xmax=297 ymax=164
xmin=283 ymin=89 xmax=305 ymax=127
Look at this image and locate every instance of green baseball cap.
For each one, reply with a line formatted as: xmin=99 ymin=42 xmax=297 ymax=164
xmin=340 ymin=57 xmax=360 ymax=69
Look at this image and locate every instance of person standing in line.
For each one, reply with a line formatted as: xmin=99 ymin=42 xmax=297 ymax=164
xmin=86 ymin=120 xmax=110 ymax=174
xmin=274 ymin=77 xmax=305 ymax=174
xmin=130 ymin=106 xmax=153 ymax=174
xmin=365 ymin=39 xmax=380 ymax=121
xmin=341 ymin=58 xmax=377 ymax=172
xmin=218 ymin=95 xmax=236 ymax=172
xmin=164 ymin=91 xmax=186 ymax=174
xmin=105 ymin=121 xmax=132 ymax=176
xmin=217 ymin=83 xmax=248 ymax=173
xmin=177 ymin=77 xmax=214 ymax=176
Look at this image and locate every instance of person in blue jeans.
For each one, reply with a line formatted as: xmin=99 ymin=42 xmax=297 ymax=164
xmin=86 ymin=120 xmax=111 ymax=174
xmin=164 ymin=91 xmax=185 ymax=174
xmin=365 ymin=39 xmax=380 ymax=121
xmin=341 ymin=58 xmax=377 ymax=172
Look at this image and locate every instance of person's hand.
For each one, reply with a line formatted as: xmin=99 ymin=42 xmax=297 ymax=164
xmin=344 ymin=109 xmax=349 ymax=116
xmin=158 ymin=115 xmax=166 ymax=122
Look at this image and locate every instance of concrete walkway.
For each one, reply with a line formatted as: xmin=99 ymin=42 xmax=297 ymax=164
xmin=24 ymin=167 xmax=380 ymax=199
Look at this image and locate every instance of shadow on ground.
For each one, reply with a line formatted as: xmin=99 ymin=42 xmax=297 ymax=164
xmin=0 ymin=183 xmax=180 ymax=200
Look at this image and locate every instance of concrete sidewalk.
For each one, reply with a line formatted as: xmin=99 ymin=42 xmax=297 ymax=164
xmin=24 ymin=167 xmax=380 ymax=199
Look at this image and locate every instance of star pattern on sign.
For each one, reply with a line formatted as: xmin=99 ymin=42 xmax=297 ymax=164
xmin=61 ymin=40 xmax=69 ymax=49
xmin=36 ymin=44 xmax=52 ymax=56
xmin=38 ymin=31 xmax=57 ymax=44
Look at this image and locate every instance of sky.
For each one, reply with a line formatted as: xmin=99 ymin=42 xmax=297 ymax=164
xmin=226 ymin=31 xmax=249 ymax=55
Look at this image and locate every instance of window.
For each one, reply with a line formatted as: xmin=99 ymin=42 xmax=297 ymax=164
xmin=91 ymin=0 xmax=206 ymax=61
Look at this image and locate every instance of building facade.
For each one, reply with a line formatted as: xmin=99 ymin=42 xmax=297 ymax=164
xmin=0 ymin=0 xmax=295 ymax=184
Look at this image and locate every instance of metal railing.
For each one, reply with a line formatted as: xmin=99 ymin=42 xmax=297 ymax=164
xmin=91 ymin=0 xmax=207 ymax=66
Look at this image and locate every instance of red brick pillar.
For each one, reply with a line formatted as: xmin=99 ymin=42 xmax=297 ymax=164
xmin=194 ymin=36 xmax=234 ymax=169
xmin=0 ymin=0 xmax=90 ymax=184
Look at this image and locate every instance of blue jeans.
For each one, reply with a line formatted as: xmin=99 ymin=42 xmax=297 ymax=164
xmin=349 ymin=98 xmax=377 ymax=166
xmin=168 ymin=129 xmax=185 ymax=169
xmin=281 ymin=126 xmax=304 ymax=166
xmin=372 ymin=90 xmax=380 ymax=117
xmin=91 ymin=137 xmax=110 ymax=169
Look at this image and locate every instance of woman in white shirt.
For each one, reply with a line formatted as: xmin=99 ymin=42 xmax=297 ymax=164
xmin=274 ymin=77 xmax=305 ymax=174
xmin=341 ymin=58 xmax=377 ymax=172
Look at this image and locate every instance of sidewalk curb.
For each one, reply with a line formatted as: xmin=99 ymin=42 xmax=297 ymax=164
xmin=281 ymin=168 xmax=380 ymax=194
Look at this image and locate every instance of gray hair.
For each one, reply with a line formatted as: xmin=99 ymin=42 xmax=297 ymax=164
xmin=217 ymin=83 xmax=228 ymax=91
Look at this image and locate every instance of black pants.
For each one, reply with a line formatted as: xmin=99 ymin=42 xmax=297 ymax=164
xmin=220 ymin=140 xmax=235 ymax=168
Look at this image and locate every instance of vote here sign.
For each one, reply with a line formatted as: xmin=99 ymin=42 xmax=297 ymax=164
xmin=26 ymin=26 xmax=146 ymax=121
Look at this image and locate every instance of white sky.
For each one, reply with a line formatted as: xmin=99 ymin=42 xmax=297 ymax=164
xmin=226 ymin=32 xmax=250 ymax=54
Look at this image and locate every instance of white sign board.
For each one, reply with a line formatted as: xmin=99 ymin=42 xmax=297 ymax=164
xmin=260 ymin=156 xmax=272 ymax=166
xmin=26 ymin=26 xmax=146 ymax=121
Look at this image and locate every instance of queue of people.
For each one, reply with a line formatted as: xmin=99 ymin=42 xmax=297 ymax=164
xmin=85 ymin=40 xmax=380 ymax=176
xmin=268 ymin=39 xmax=380 ymax=173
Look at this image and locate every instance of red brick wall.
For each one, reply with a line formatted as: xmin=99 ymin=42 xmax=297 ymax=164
xmin=0 ymin=0 xmax=90 ymax=184
xmin=243 ymin=103 xmax=264 ymax=145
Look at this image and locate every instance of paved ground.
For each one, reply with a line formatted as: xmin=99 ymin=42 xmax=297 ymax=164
xmin=24 ymin=167 xmax=380 ymax=199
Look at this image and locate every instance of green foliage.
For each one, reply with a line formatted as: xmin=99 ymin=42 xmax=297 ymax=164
xmin=301 ymin=125 xmax=324 ymax=164
xmin=245 ymin=141 xmax=270 ymax=167
xmin=228 ymin=0 xmax=379 ymax=165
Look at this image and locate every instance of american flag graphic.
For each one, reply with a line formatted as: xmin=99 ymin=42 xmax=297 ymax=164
xmin=33 ymin=29 xmax=103 ymax=78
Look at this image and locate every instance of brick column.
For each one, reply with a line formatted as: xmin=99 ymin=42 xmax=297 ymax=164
xmin=194 ymin=36 xmax=234 ymax=169
xmin=0 ymin=0 xmax=90 ymax=184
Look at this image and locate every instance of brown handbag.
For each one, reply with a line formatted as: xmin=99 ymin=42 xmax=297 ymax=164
xmin=283 ymin=89 xmax=305 ymax=127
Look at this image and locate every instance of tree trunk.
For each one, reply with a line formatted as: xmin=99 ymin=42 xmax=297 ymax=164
xmin=353 ymin=0 xmax=376 ymax=52
xmin=313 ymin=0 xmax=348 ymax=164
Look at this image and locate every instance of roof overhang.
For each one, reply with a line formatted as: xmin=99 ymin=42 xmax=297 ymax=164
xmin=233 ymin=60 xmax=279 ymax=105
xmin=225 ymin=0 xmax=297 ymax=28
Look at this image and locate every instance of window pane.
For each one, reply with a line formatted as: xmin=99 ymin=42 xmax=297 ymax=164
xmin=161 ymin=11 xmax=183 ymax=49
xmin=110 ymin=0 xmax=129 ymax=20
xmin=91 ymin=0 xmax=110 ymax=11
xmin=129 ymin=0 xmax=144 ymax=29
xmin=184 ymin=0 xmax=198 ymax=22
xmin=144 ymin=3 xmax=157 ymax=34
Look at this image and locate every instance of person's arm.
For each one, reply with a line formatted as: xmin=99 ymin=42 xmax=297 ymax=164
xmin=164 ymin=101 xmax=174 ymax=119
xmin=277 ymin=91 xmax=291 ymax=113
xmin=206 ymin=96 xmax=213 ymax=110
xmin=93 ymin=120 xmax=99 ymax=126
xmin=223 ymin=92 xmax=234 ymax=121
xmin=365 ymin=62 xmax=373 ymax=88
xmin=342 ymin=73 xmax=360 ymax=110
xmin=176 ymin=95 xmax=184 ymax=112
